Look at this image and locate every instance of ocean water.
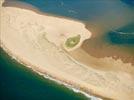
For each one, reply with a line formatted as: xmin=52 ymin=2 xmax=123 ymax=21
xmin=106 ymin=23 xmax=134 ymax=44
xmin=0 ymin=48 xmax=91 ymax=100
xmin=18 ymin=0 xmax=134 ymax=21
xmin=1 ymin=0 xmax=134 ymax=100
xmin=17 ymin=0 xmax=134 ymax=45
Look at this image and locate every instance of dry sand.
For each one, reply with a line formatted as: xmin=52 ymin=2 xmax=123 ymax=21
xmin=1 ymin=2 xmax=134 ymax=100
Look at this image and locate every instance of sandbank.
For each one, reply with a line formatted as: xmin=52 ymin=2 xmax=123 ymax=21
xmin=1 ymin=1 xmax=134 ymax=100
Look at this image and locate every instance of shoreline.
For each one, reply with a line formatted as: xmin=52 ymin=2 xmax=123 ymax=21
xmin=1 ymin=1 xmax=134 ymax=100
xmin=0 ymin=3 xmax=102 ymax=99
xmin=3 ymin=0 xmax=134 ymax=65
xmin=3 ymin=0 xmax=85 ymax=24
xmin=0 ymin=44 xmax=103 ymax=100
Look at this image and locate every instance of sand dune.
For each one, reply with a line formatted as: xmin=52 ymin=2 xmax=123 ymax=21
xmin=1 ymin=4 xmax=134 ymax=100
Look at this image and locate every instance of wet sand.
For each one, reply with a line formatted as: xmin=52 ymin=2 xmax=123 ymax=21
xmin=1 ymin=1 xmax=134 ymax=100
xmin=3 ymin=0 xmax=134 ymax=65
xmin=83 ymin=9 xmax=134 ymax=65
xmin=82 ymin=36 xmax=134 ymax=65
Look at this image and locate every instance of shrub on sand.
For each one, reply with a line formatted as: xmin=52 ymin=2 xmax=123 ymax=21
xmin=65 ymin=35 xmax=80 ymax=48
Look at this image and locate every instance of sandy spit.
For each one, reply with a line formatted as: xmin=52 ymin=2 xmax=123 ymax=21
xmin=1 ymin=3 xmax=134 ymax=100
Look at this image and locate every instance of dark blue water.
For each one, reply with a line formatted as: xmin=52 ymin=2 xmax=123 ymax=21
xmin=18 ymin=0 xmax=133 ymax=21
xmin=121 ymin=0 xmax=134 ymax=6
xmin=106 ymin=23 xmax=134 ymax=44
xmin=0 ymin=48 xmax=90 ymax=100
xmin=19 ymin=0 xmax=111 ymax=20
xmin=1 ymin=0 xmax=134 ymax=99
xmin=17 ymin=0 xmax=134 ymax=45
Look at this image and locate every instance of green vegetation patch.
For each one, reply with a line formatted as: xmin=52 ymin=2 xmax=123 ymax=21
xmin=65 ymin=35 xmax=81 ymax=48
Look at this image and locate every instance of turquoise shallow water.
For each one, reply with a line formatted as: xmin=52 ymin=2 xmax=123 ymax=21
xmin=0 ymin=48 xmax=90 ymax=100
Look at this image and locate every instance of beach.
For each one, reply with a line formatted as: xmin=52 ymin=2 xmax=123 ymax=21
xmin=1 ymin=1 xmax=134 ymax=100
